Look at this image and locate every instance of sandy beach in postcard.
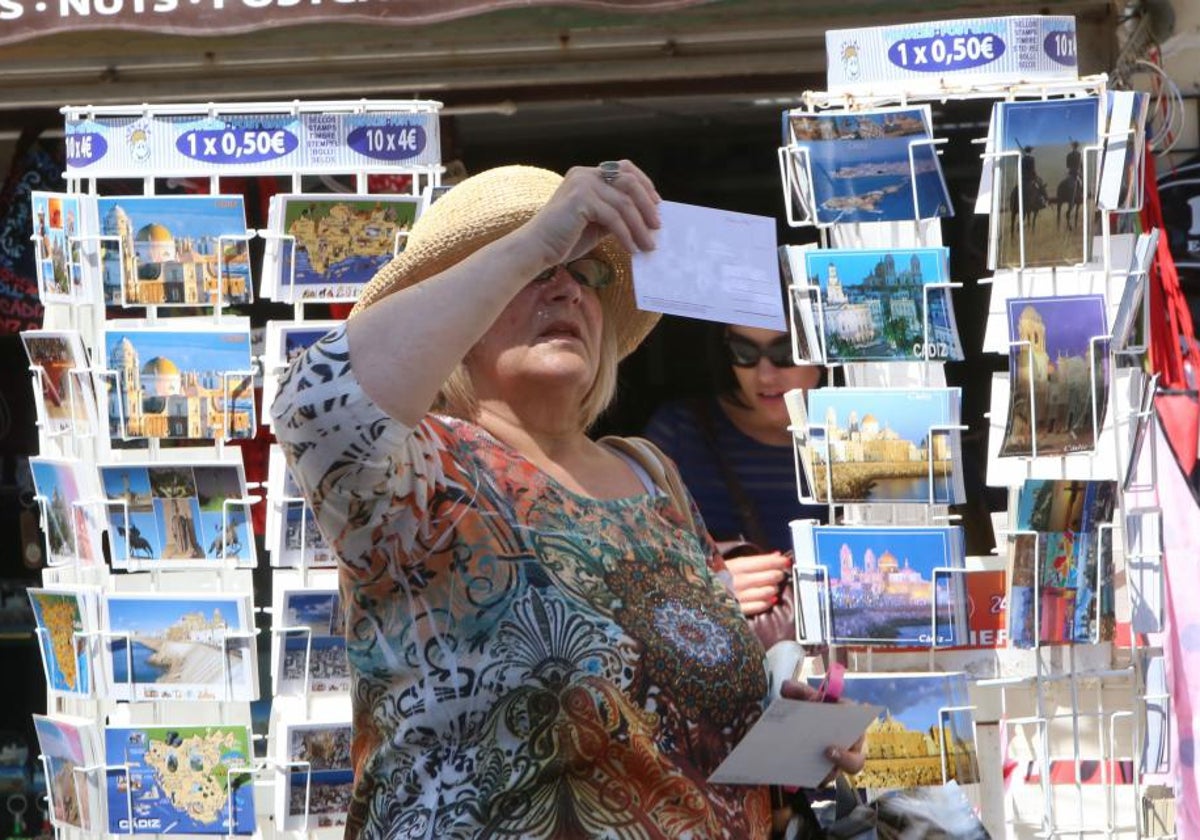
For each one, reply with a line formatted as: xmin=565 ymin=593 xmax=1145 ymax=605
xmin=139 ymin=637 xmax=245 ymax=685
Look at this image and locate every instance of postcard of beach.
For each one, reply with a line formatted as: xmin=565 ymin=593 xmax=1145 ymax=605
xmin=22 ymin=330 xmax=98 ymax=437
xmin=274 ymin=588 xmax=349 ymax=694
xmin=277 ymin=720 xmax=353 ymax=831
xmin=33 ymin=714 xmax=104 ymax=832
xmin=261 ymin=320 xmax=340 ymax=427
xmin=30 ymin=191 xmax=87 ymax=304
xmin=29 ymin=586 xmax=101 ymax=697
xmin=103 ymin=593 xmax=257 ymax=702
xmin=267 ymin=445 xmax=334 ymax=568
xmin=263 ymin=193 xmax=421 ymax=302
xmin=99 ymin=461 xmax=254 ymax=568
xmin=105 ymin=724 xmax=255 ymax=835
xmin=803 ymin=387 xmax=965 ymax=504
xmin=784 ymin=105 xmax=953 ymax=226
xmin=30 ymin=457 xmax=104 ymax=567
xmin=102 ymin=321 xmax=254 ymax=441
xmin=802 ymin=246 xmax=962 ymax=362
xmin=810 ymin=526 xmax=965 ymax=647
xmin=805 ymin=672 xmax=978 ymax=789
xmin=96 ymin=195 xmax=251 ymax=307
xmin=991 ymin=97 xmax=1101 ymax=269
xmin=1001 ymin=295 xmax=1109 ymax=458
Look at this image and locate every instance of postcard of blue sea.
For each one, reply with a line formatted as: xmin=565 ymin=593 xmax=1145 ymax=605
xmin=804 ymin=387 xmax=964 ymax=504
xmin=105 ymin=594 xmax=256 ymax=702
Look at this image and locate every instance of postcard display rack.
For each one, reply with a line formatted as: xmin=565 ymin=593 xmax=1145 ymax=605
xmin=23 ymin=100 xmax=442 ymax=840
xmin=778 ymin=25 xmax=1166 ymax=840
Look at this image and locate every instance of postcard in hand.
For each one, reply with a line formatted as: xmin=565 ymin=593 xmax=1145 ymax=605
xmin=275 ymin=588 xmax=349 ymax=695
xmin=991 ymin=97 xmax=1101 ymax=268
xmin=276 ymin=719 xmax=353 ymax=831
xmin=29 ymin=587 xmax=100 ymax=697
xmin=803 ymin=247 xmax=962 ymax=362
xmin=33 ymin=714 xmax=104 ymax=832
xmin=785 ymin=105 xmax=953 ymax=225
xmin=99 ymin=461 xmax=254 ymax=568
xmin=264 ymin=194 xmax=421 ymax=302
xmin=30 ymin=457 xmax=105 ymax=567
xmin=22 ymin=330 xmax=98 ymax=437
xmin=1000 ymin=295 xmax=1109 ymax=458
xmin=105 ymin=725 xmax=255 ymax=835
xmin=261 ymin=320 xmax=340 ymax=428
xmin=810 ymin=526 xmax=966 ymax=647
xmin=96 ymin=195 xmax=251 ymax=307
xmin=267 ymin=445 xmax=334 ymax=568
xmin=807 ymin=672 xmax=978 ymax=789
xmin=103 ymin=593 xmax=257 ymax=702
xmin=803 ymin=387 xmax=965 ymax=504
xmin=102 ymin=322 xmax=254 ymax=441
xmin=30 ymin=191 xmax=87 ymax=303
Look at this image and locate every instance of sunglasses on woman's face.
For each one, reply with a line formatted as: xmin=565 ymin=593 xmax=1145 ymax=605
xmin=725 ymin=334 xmax=796 ymax=368
xmin=531 ymin=256 xmax=614 ymax=290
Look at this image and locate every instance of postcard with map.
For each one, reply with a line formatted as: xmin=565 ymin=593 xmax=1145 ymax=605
xmin=990 ymin=97 xmax=1101 ymax=269
xmin=99 ymin=461 xmax=254 ymax=568
xmin=30 ymin=457 xmax=105 ymax=567
xmin=103 ymin=593 xmax=257 ymax=702
xmin=261 ymin=320 xmax=341 ymax=428
xmin=785 ymin=105 xmax=952 ymax=225
xmin=105 ymin=725 xmax=255 ymax=834
xmin=802 ymin=387 xmax=965 ymax=504
xmin=273 ymin=588 xmax=349 ymax=695
xmin=802 ymin=247 xmax=962 ymax=362
xmin=29 ymin=586 xmax=101 ymax=697
xmin=267 ymin=445 xmax=334 ymax=568
xmin=276 ymin=719 xmax=353 ymax=831
xmin=33 ymin=714 xmax=104 ymax=832
xmin=102 ymin=320 xmax=255 ymax=441
xmin=806 ymin=672 xmax=978 ymax=789
xmin=809 ymin=526 xmax=966 ymax=647
xmin=95 ymin=195 xmax=251 ymax=307
xmin=263 ymin=193 xmax=421 ymax=302
xmin=1000 ymin=295 xmax=1109 ymax=458
xmin=22 ymin=330 xmax=98 ymax=437
xmin=30 ymin=191 xmax=88 ymax=304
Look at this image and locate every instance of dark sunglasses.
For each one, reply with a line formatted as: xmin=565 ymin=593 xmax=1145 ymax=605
xmin=725 ymin=334 xmax=796 ymax=368
xmin=532 ymin=256 xmax=613 ymax=290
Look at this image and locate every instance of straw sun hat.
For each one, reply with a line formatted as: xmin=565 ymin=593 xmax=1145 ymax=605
xmin=350 ymin=164 xmax=661 ymax=358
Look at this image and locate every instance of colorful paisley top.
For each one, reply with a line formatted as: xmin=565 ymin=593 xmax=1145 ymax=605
xmin=271 ymin=325 xmax=772 ymax=840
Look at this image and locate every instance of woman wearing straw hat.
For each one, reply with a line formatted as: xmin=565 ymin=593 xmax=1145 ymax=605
xmin=272 ymin=160 xmax=861 ymax=839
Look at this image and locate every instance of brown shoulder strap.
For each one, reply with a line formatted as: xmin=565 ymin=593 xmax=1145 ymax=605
xmin=599 ymin=435 xmax=699 ymax=534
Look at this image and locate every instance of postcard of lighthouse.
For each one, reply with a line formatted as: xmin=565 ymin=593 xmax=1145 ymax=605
xmin=101 ymin=319 xmax=255 ymax=442
xmin=809 ymin=525 xmax=967 ymax=647
xmin=95 ymin=195 xmax=251 ymax=308
xmin=98 ymin=460 xmax=255 ymax=569
xmin=783 ymin=104 xmax=953 ymax=226
xmin=1000 ymin=295 xmax=1109 ymax=458
xmin=102 ymin=593 xmax=257 ymax=703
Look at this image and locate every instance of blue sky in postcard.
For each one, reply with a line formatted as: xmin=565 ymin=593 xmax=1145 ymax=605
xmin=1000 ymin=98 xmax=1099 ymax=150
xmin=107 ymin=597 xmax=244 ymax=633
xmin=96 ymin=195 xmax=246 ymax=239
xmin=105 ymin=329 xmax=250 ymax=372
xmin=1007 ymin=295 xmax=1107 ymax=358
xmin=814 ymin=527 xmax=953 ymax=579
xmin=804 ymin=247 xmax=947 ymax=289
xmin=808 ymin=389 xmax=954 ymax=443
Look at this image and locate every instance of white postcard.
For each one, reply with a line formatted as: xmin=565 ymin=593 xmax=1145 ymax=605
xmin=631 ymin=201 xmax=784 ymax=330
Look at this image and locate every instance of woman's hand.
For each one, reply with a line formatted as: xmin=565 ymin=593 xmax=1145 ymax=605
xmin=521 ymin=160 xmax=661 ymax=268
xmin=723 ymin=551 xmax=791 ymax=616
xmin=779 ymin=678 xmax=867 ymax=782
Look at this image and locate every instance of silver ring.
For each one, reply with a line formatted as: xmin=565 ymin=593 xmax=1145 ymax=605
xmin=599 ymin=160 xmax=621 ymax=185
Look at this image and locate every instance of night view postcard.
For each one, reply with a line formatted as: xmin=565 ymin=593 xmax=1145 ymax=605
xmin=96 ymin=195 xmax=252 ymax=307
xmin=802 ymin=247 xmax=963 ymax=362
xmin=104 ymin=594 xmax=256 ymax=702
xmin=30 ymin=457 xmax=104 ymax=567
xmin=809 ymin=672 xmax=978 ymax=789
xmin=811 ymin=526 xmax=965 ymax=647
xmin=803 ymin=387 xmax=965 ymax=504
xmin=99 ymin=462 xmax=254 ymax=568
xmin=22 ymin=330 xmax=97 ymax=436
xmin=105 ymin=725 xmax=255 ymax=835
xmin=102 ymin=323 xmax=254 ymax=441
xmin=1001 ymin=295 xmax=1109 ymax=458
xmin=265 ymin=193 xmax=421 ymax=302
xmin=991 ymin=97 xmax=1101 ymax=269
xmin=31 ymin=191 xmax=86 ymax=304
xmin=785 ymin=105 xmax=953 ymax=225
xmin=278 ymin=720 xmax=353 ymax=831
xmin=29 ymin=587 xmax=99 ymax=696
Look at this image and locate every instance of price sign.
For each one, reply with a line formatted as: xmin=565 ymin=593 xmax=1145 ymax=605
xmin=346 ymin=123 xmax=427 ymax=162
xmin=64 ymin=130 xmax=108 ymax=169
xmin=1043 ymin=29 xmax=1078 ymax=67
xmin=177 ymin=126 xmax=299 ymax=165
xmin=888 ymin=33 xmax=1004 ymax=73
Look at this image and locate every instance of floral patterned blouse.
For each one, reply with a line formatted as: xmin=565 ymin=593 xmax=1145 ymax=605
xmin=271 ymin=325 xmax=772 ymax=840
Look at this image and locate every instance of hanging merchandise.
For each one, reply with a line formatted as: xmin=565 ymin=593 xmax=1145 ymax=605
xmin=0 ymin=127 xmax=63 ymax=334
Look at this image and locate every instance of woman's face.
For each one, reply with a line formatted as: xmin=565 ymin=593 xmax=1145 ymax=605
xmin=727 ymin=326 xmax=822 ymax=428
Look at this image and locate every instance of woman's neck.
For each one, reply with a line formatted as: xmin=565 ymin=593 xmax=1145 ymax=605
xmin=716 ymin=395 xmax=793 ymax=447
